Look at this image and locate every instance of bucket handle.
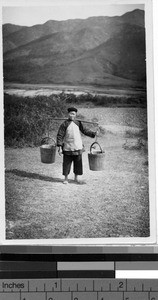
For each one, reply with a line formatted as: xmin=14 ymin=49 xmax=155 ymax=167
xmin=40 ymin=137 xmax=56 ymax=146
xmin=90 ymin=142 xmax=103 ymax=153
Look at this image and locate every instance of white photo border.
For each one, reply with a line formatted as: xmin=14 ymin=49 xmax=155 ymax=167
xmin=0 ymin=0 xmax=157 ymax=246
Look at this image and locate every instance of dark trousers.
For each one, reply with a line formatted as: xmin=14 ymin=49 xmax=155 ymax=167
xmin=63 ymin=154 xmax=83 ymax=176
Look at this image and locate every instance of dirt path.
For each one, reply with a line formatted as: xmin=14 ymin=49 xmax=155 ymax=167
xmin=5 ymin=133 xmax=149 ymax=240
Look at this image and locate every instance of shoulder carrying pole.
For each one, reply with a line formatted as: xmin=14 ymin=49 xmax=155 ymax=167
xmin=53 ymin=118 xmax=99 ymax=125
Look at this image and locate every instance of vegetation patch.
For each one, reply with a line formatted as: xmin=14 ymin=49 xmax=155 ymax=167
xmin=4 ymin=92 xmax=147 ymax=148
xmin=4 ymin=93 xmax=67 ymax=147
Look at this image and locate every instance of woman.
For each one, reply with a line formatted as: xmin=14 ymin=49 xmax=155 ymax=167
xmin=57 ymin=107 xmax=97 ymax=184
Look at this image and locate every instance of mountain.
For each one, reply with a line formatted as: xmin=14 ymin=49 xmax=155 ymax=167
xmin=121 ymin=9 xmax=145 ymax=27
xmin=3 ymin=9 xmax=146 ymax=86
xmin=3 ymin=9 xmax=144 ymax=53
xmin=2 ymin=23 xmax=26 ymax=52
xmin=3 ymin=23 xmax=24 ymax=37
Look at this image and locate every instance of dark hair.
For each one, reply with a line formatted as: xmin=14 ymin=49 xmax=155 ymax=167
xmin=67 ymin=107 xmax=78 ymax=113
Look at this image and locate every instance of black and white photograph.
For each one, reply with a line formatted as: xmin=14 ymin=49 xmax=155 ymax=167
xmin=0 ymin=0 xmax=156 ymax=244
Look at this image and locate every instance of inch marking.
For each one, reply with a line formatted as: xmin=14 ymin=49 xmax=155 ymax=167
xmin=1 ymin=279 xmax=158 ymax=297
xmin=60 ymin=278 xmax=62 ymax=292
xmin=0 ymin=290 xmax=152 ymax=294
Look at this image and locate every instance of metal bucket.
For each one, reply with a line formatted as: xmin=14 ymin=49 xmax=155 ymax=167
xmin=40 ymin=137 xmax=56 ymax=164
xmin=88 ymin=142 xmax=106 ymax=171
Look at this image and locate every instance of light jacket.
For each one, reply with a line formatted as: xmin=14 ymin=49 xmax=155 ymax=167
xmin=57 ymin=119 xmax=96 ymax=149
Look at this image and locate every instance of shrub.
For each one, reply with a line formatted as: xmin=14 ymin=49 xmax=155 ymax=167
xmin=4 ymin=94 xmax=67 ymax=147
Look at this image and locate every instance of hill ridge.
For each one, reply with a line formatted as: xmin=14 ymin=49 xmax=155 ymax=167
xmin=3 ymin=9 xmax=146 ymax=87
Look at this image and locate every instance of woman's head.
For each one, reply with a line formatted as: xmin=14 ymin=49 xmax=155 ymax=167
xmin=67 ymin=107 xmax=77 ymax=120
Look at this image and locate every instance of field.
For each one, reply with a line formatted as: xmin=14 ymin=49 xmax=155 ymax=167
xmin=4 ymin=82 xmax=146 ymax=99
xmin=4 ymin=92 xmax=149 ymax=240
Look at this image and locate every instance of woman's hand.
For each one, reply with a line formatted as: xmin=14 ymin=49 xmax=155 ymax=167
xmin=96 ymin=127 xmax=100 ymax=136
xmin=58 ymin=146 xmax=62 ymax=156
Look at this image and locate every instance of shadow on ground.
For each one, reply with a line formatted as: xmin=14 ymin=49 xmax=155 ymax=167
xmin=5 ymin=169 xmax=63 ymax=183
xmin=5 ymin=169 xmax=84 ymax=184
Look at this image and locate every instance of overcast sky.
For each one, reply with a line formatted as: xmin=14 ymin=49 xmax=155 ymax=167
xmin=3 ymin=4 xmax=144 ymax=26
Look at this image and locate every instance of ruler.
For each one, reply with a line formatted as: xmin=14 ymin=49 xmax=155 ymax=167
xmin=1 ymin=253 xmax=158 ymax=299
xmin=0 ymin=279 xmax=158 ymax=300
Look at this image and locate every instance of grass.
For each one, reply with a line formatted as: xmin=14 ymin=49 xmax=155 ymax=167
xmin=5 ymin=135 xmax=149 ymax=239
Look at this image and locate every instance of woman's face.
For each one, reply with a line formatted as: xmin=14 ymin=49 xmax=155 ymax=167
xmin=68 ymin=111 xmax=77 ymax=120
